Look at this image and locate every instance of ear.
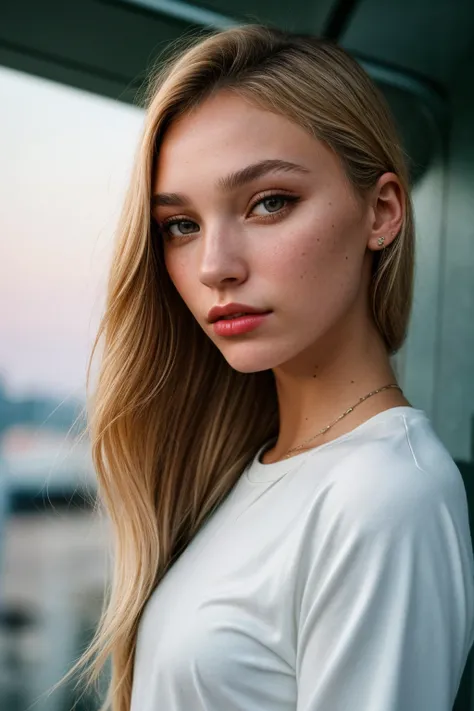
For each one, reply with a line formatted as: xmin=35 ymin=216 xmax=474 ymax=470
xmin=367 ymin=172 xmax=404 ymax=252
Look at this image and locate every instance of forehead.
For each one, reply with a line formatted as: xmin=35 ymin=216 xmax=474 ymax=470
xmin=153 ymin=91 xmax=337 ymax=192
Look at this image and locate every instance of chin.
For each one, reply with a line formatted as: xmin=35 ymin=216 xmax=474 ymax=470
xmin=217 ymin=341 xmax=295 ymax=373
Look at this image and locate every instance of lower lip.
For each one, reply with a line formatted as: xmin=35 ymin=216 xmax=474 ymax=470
xmin=212 ymin=312 xmax=271 ymax=336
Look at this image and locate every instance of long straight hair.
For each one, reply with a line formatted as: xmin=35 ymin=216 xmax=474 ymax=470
xmin=55 ymin=24 xmax=415 ymax=711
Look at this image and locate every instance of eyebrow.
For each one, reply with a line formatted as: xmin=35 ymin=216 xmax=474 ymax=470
xmin=151 ymin=159 xmax=310 ymax=209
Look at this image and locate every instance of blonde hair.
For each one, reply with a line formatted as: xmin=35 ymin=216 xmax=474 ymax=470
xmin=55 ymin=24 xmax=414 ymax=711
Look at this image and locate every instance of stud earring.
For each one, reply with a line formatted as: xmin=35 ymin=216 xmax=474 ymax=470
xmin=377 ymin=236 xmax=385 ymax=248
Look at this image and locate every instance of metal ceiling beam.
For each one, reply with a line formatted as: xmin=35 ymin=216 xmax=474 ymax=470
xmin=117 ymin=0 xmax=238 ymax=28
xmin=357 ymin=55 xmax=448 ymax=128
xmin=120 ymin=0 xmax=446 ymax=124
xmin=322 ymin=0 xmax=361 ymax=40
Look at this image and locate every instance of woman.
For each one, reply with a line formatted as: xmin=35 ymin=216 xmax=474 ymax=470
xmin=62 ymin=24 xmax=474 ymax=711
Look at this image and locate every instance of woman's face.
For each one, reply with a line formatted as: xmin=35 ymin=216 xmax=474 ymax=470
xmin=152 ymin=91 xmax=380 ymax=373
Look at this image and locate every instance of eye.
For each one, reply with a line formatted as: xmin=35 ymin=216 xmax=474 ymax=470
xmin=162 ymin=219 xmax=199 ymax=238
xmin=251 ymin=195 xmax=288 ymax=216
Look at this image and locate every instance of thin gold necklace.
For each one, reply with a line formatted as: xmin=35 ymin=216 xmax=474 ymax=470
xmin=281 ymin=383 xmax=402 ymax=460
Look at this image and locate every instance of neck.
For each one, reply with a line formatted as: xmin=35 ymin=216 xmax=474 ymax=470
xmin=266 ymin=317 xmax=409 ymax=463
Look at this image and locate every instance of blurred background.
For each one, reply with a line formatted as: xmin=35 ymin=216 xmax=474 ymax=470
xmin=1 ymin=0 xmax=474 ymax=709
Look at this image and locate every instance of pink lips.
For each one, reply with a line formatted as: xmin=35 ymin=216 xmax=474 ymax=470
xmin=207 ymin=302 xmax=272 ymax=337
xmin=212 ymin=313 xmax=270 ymax=336
xmin=207 ymin=302 xmax=268 ymax=322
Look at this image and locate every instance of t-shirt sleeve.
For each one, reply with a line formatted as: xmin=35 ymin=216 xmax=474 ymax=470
xmin=295 ymin=461 xmax=474 ymax=711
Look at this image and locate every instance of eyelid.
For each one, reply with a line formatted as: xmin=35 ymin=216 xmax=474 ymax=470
xmin=158 ymin=215 xmax=200 ymax=240
xmin=160 ymin=214 xmax=197 ymax=226
xmin=247 ymin=190 xmax=300 ymax=217
xmin=159 ymin=216 xmax=200 ymax=238
xmin=248 ymin=189 xmax=298 ymax=208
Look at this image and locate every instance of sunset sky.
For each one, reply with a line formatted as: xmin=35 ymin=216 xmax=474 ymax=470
xmin=0 ymin=66 xmax=144 ymax=400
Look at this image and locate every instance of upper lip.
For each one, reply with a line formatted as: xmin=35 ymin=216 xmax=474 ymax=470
xmin=207 ymin=302 xmax=270 ymax=323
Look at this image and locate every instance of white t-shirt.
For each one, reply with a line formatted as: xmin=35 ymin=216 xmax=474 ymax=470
xmin=131 ymin=406 xmax=474 ymax=711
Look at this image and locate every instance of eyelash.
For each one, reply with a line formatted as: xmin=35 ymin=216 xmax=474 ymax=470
xmin=159 ymin=192 xmax=300 ymax=240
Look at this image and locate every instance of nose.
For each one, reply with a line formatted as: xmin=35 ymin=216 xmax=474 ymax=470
xmin=198 ymin=221 xmax=248 ymax=289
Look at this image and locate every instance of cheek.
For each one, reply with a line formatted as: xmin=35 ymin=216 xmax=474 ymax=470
xmin=259 ymin=211 xmax=366 ymax=319
xmin=164 ymin=251 xmax=196 ymax=309
xmin=263 ymin=223 xmax=357 ymax=289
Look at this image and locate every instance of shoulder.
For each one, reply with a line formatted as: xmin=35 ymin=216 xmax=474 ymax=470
xmin=291 ymin=410 xmax=474 ymax=639
xmin=309 ymin=410 xmax=467 ymax=539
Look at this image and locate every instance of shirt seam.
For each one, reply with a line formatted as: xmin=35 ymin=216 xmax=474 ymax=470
xmin=248 ymin=409 xmax=427 ymax=483
xmin=402 ymin=414 xmax=425 ymax=473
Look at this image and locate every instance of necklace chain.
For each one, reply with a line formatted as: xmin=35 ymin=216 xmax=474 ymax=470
xmin=282 ymin=383 xmax=402 ymax=460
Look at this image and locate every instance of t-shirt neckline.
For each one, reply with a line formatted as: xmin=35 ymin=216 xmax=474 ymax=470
xmin=245 ymin=405 xmax=427 ymax=484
